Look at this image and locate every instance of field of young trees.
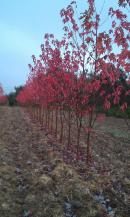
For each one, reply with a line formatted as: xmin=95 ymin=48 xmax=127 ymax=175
xmin=0 ymin=0 xmax=130 ymax=216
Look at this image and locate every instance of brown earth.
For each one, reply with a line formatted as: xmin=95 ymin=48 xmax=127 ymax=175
xmin=0 ymin=106 xmax=129 ymax=217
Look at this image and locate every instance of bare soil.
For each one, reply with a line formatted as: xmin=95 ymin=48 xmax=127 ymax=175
xmin=0 ymin=106 xmax=129 ymax=217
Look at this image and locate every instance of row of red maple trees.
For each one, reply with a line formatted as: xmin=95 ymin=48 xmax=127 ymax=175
xmin=16 ymin=0 xmax=130 ymax=163
xmin=0 ymin=84 xmax=7 ymax=105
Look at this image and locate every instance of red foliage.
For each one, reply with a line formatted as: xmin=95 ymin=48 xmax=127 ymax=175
xmin=17 ymin=0 xmax=130 ymax=164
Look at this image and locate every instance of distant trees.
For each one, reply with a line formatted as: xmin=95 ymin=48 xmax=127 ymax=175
xmin=8 ymin=86 xmax=23 ymax=106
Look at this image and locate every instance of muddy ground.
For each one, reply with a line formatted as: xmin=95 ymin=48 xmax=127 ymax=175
xmin=0 ymin=106 xmax=129 ymax=217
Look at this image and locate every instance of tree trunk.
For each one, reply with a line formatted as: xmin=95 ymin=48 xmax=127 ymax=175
xmin=76 ymin=117 xmax=82 ymax=160
xmin=67 ymin=109 xmax=71 ymax=147
xmin=55 ymin=109 xmax=58 ymax=137
xmin=60 ymin=110 xmax=64 ymax=143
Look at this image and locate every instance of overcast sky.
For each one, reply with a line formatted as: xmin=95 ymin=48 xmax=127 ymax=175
xmin=0 ymin=0 xmax=129 ymax=94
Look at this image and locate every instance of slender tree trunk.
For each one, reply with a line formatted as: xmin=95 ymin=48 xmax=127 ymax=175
xmin=41 ymin=107 xmax=44 ymax=126
xmin=86 ymin=111 xmax=93 ymax=164
xmin=50 ymin=109 xmax=54 ymax=133
xmin=47 ymin=109 xmax=50 ymax=129
xmin=34 ymin=107 xmax=37 ymax=120
xmin=76 ymin=116 xmax=82 ymax=160
xmin=55 ymin=108 xmax=58 ymax=137
xmin=45 ymin=109 xmax=47 ymax=127
xmin=67 ymin=109 xmax=71 ymax=147
xmin=86 ymin=132 xmax=91 ymax=164
xmin=38 ymin=106 xmax=41 ymax=122
xmin=60 ymin=110 xmax=64 ymax=143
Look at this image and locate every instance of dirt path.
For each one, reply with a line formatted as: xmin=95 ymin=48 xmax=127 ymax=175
xmin=0 ymin=106 xmax=44 ymax=216
xmin=0 ymin=106 xmax=108 ymax=217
